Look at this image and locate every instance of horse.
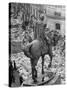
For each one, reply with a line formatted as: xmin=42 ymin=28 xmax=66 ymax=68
xmin=11 ymin=28 xmax=61 ymax=83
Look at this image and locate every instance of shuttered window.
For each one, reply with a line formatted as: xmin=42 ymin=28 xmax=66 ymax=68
xmin=55 ymin=23 xmax=60 ymax=30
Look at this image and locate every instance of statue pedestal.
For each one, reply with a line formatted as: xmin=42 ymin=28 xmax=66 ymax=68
xmin=21 ymin=71 xmax=56 ymax=86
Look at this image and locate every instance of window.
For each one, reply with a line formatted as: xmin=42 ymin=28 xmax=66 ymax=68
xmin=55 ymin=23 xmax=60 ymax=30
xmin=54 ymin=12 xmax=61 ymax=16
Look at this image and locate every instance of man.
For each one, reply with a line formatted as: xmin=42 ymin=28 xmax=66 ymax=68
xmin=34 ymin=12 xmax=47 ymax=39
xmin=30 ymin=15 xmax=37 ymax=31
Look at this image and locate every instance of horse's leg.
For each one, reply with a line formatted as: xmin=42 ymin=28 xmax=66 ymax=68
xmin=34 ymin=67 xmax=37 ymax=78
xmin=42 ymin=55 xmax=44 ymax=82
xmin=47 ymin=45 xmax=53 ymax=68
xmin=48 ymin=52 xmax=53 ymax=68
xmin=31 ymin=59 xmax=37 ymax=83
xmin=32 ymin=66 xmax=37 ymax=83
xmin=33 ymin=66 xmax=37 ymax=83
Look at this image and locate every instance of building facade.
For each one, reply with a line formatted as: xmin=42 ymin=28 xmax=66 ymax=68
xmin=46 ymin=5 xmax=65 ymax=36
xmin=30 ymin=4 xmax=65 ymax=36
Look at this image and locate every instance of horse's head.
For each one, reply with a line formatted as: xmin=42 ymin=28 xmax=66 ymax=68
xmin=44 ymin=30 xmax=62 ymax=46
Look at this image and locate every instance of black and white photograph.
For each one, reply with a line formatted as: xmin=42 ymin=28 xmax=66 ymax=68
xmin=9 ymin=2 xmax=65 ymax=87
